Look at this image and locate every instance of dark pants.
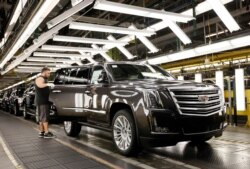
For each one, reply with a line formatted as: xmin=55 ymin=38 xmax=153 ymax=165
xmin=37 ymin=104 xmax=49 ymax=122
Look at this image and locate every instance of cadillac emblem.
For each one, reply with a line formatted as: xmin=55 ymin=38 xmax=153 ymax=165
xmin=198 ymin=95 xmax=209 ymax=102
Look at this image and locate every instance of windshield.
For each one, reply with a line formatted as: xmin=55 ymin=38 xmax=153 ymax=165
xmin=108 ymin=63 xmax=175 ymax=81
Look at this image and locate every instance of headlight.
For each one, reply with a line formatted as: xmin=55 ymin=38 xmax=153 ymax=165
xmin=147 ymin=91 xmax=163 ymax=109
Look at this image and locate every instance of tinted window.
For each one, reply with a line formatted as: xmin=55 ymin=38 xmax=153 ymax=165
xmin=108 ymin=64 xmax=175 ymax=81
xmin=54 ymin=68 xmax=71 ymax=85
xmin=74 ymin=68 xmax=90 ymax=84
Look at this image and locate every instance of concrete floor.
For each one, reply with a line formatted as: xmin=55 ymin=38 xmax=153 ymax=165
xmin=1 ymin=110 xmax=250 ymax=169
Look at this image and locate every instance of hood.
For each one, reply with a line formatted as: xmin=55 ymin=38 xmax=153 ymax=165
xmin=114 ymin=79 xmax=217 ymax=89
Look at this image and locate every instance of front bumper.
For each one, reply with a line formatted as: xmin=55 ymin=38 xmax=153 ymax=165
xmin=140 ymin=109 xmax=227 ymax=147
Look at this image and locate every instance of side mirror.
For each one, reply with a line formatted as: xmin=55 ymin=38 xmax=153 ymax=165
xmin=97 ymin=72 xmax=109 ymax=84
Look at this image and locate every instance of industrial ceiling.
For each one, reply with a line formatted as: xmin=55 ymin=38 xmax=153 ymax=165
xmin=0 ymin=0 xmax=250 ymax=90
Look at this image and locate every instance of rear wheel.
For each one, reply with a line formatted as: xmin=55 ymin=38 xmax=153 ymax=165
xmin=112 ymin=109 xmax=139 ymax=156
xmin=64 ymin=121 xmax=82 ymax=137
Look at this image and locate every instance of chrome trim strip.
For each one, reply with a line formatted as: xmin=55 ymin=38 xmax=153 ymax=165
xmin=180 ymin=104 xmax=223 ymax=111
xmin=63 ymin=107 xmax=106 ymax=114
xmin=177 ymin=99 xmax=220 ymax=104
xmin=173 ymin=93 xmax=219 ymax=98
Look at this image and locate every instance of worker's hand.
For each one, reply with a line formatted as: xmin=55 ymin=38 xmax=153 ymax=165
xmin=47 ymin=83 xmax=55 ymax=89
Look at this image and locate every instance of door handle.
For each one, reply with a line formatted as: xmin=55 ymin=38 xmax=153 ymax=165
xmin=52 ymin=90 xmax=61 ymax=93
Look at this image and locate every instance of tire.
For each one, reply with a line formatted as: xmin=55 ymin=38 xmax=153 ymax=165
xmin=191 ymin=136 xmax=212 ymax=144
xmin=23 ymin=106 xmax=30 ymax=119
xmin=112 ymin=109 xmax=139 ymax=156
xmin=64 ymin=121 xmax=81 ymax=137
xmin=14 ymin=103 xmax=20 ymax=116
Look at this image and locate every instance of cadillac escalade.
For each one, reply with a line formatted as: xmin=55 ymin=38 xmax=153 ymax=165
xmin=49 ymin=62 xmax=226 ymax=155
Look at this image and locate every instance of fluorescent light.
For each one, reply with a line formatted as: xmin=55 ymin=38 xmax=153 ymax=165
xmin=0 ymin=0 xmax=60 ymax=68
xmin=41 ymin=45 xmax=107 ymax=53
xmin=215 ymin=71 xmax=224 ymax=100
xmin=27 ymin=57 xmax=82 ymax=63
xmin=147 ymin=34 xmax=250 ymax=65
xmin=107 ymin=35 xmax=136 ymax=59
xmin=162 ymin=19 xmax=191 ymax=44
xmin=33 ymin=52 xmax=91 ymax=59
xmin=21 ymin=62 xmax=71 ymax=66
xmin=195 ymin=73 xmax=202 ymax=83
xmin=91 ymin=44 xmax=114 ymax=62
xmin=53 ymin=35 xmax=127 ymax=46
xmin=47 ymin=0 xmax=94 ymax=29
xmin=182 ymin=0 xmax=233 ymax=16
xmin=207 ymin=0 xmax=240 ymax=32
xmin=0 ymin=0 xmax=28 ymax=48
xmin=69 ymin=22 xmax=155 ymax=37
xmin=205 ymin=30 xmax=228 ymax=38
xmin=1 ymin=74 xmax=40 ymax=91
xmin=177 ymin=76 xmax=184 ymax=80
xmin=94 ymin=0 xmax=194 ymax=23
xmin=235 ymin=68 xmax=245 ymax=111
xmin=1 ymin=18 xmax=73 ymax=75
xmin=129 ymin=25 xmax=159 ymax=53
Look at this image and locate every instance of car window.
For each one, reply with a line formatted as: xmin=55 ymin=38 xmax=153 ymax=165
xmin=90 ymin=66 xmax=105 ymax=84
xmin=54 ymin=68 xmax=71 ymax=85
xmin=73 ymin=68 xmax=90 ymax=84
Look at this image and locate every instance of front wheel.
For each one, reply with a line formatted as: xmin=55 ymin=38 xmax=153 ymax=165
xmin=112 ymin=109 xmax=139 ymax=156
xmin=64 ymin=121 xmax=81 ymax=137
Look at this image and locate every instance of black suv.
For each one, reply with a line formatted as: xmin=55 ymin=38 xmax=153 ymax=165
xmin=9 ymin=87 xmax=25 ymax=116
xmin=50 ymin=62 xmax=226 ymax=155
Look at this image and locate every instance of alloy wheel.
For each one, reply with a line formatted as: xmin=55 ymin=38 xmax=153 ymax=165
xmin=113 ymin=115 xmax=132 ymax=151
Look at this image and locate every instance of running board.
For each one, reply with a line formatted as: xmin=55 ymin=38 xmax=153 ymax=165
xmin=78 ymin=122 xmax=112 ymax=132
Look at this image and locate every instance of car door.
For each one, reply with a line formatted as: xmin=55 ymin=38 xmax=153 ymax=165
xmin=50 ymin=67 xmax=91 ymax=118
xmin=86 ymin=65 xmax=110 ymax=123
xmin=50 ymin=68 xmax=72 ymax=116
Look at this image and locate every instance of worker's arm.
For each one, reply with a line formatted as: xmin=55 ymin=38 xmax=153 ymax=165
xmin=35 ymin=77 xmax=48 ymax=88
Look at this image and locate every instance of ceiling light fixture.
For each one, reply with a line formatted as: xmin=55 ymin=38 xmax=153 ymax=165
xmin=91 ymin=44 xmax=114 ymax=62
xmin=33 ymin=52 xmax=91 ymax=59
xmin=27 ymin=57 xmax=82 ymax=63
xmin=0 ymin=0 xmax=60 ymax=68
xmin=0 ymin=0 xmax=28 ymax=48
xmin=53 ymin=35 xmax=127 ymax=46
xmin=129 ymin=25 xmax=159 ymax=53
xmin=206 ymin=0 xmax=240 ymax=32
xmin=47 ymin=0 xmax=94 ymax=29
xmin=94 ymin=0 xmax=194 ymax=23
xmin=41 ymin=45 xmax=107 ymax=53
xmin=1 ymin=19 xmax=73 ymax=75
xmin=146 ymin=34 xmax=250 ymax=65
xmin=69 ymin=22 xmax=155 ymax=37
xmin=107 ymin=35 xmax=136 ymax=59
xmin=20 ymin=62 xmax=71 ymax=66
xmin=205 ymin=30 xmax=229 ymax=38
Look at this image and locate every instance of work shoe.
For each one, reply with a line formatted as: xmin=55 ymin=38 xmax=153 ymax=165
xmin=44 ymin=132 xmax=56 ymax=138
xmin=38 ymin=132 xmax=45 ymax=138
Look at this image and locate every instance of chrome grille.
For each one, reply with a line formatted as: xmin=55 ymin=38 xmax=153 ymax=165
xmin=169 ymin=87 xmax=223 ymax=116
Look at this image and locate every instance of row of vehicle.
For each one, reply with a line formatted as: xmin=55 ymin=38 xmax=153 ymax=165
xmin=1 ymin=62 xmax=227 ymax=156
xmin=0 ymin=83 xmax=55 ymax=123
